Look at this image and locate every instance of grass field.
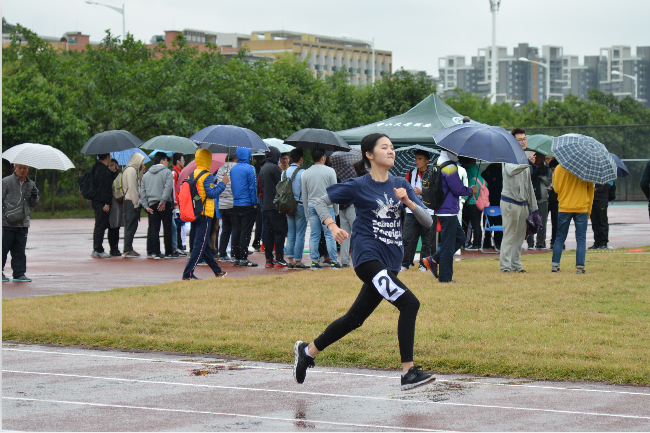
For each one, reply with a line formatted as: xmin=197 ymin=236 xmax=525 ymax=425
xmin=3 ymin=248 xmax=649 ymax=385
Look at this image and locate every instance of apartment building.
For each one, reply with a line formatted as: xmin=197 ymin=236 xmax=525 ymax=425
xmin=438 ymin=43 xmax=650 ymax=107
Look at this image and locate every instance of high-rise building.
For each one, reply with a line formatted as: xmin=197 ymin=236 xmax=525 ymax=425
xmin=438 ymin=43 xmax=650 ymax=107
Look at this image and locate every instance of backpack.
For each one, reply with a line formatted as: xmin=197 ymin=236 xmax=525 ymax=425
xmin=78 ymin=171 xmax=96 ymax=201
xmin=178 ymin=170 xmax=209 ymax=223
xmin=608 ymin=181 xmax=616 ymax=202
xmin=274 ymin=167 xmax=301 ymax=214
xmin=112 ymin=172 xmax=124 ymax=204
xmin=472 ymin=177 xmax=490 ymax=211
xmin=421 ymin=158 xmax=455 ymax=211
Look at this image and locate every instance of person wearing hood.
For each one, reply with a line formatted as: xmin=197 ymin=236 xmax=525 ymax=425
xmin=216 ymin=152 xmax=237 ymax=261
xmin=122 ymin=152 xmax=146 ymax=257
xmin=182 ymin=148 xmax=229 ymax=280
xmin=259 ymin=146 xmax=288 ymax=268
xmin=141 ymin=153 xmax=175 ymax=259
xmin=422 ymin=150 xmax=476 ymax=283
xmin=499 ymin=128 xmax=539 ymax=273
xmin=171 ymin=153 xmax=187 ymax=256
xmin=229 ymin=147 xmax=258 ymax=267
xmin=107 ymin=158 xmax=124 ymax=257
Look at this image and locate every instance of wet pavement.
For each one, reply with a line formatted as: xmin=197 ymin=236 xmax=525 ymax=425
xmin=3 ymin=343 xmax=650 ymax=431
xmin=2 ymin=203 xmax=648 ymax=299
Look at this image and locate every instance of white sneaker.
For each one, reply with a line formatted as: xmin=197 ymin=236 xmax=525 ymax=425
xmin=418 ymin=265 xmax=427 ymax=272
xmin=454 ymin=249 xmax=461 ymax=256
xmin=91 ymin=251 xmax=111 ymax=259
xmin=400 ymin=266 xmax=408 ymax=271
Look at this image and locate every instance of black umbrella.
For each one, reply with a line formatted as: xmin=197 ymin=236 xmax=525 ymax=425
xmin=81 ymin=130 xmax=143 ymax=155
xmin=284 ymin=128 xmax=351 ymax=152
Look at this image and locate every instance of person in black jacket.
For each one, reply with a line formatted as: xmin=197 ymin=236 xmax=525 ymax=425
xmin=589 ymin=182 xmax=612 ymax=249
xmin=641 ymin=160 xmax=650 ymax=221
xmin=91 ymin=153 xmax=114 ymax=258
xmin=260 ymin=146 xmax=288 ymax=267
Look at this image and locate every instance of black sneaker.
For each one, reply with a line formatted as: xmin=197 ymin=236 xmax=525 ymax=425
xmin=588 ymin=244 xmax=600 ymax=250
xmin=293 ymin=341 xmax=315 ymax=384
xmin=401 ymin=366 xmax=435 ymax=390
xmin=219 ymin=256 xmax=234 ymax=262
xmin=310 ymin=263 xmax=322 ymax=271
xmin=2 ymin=273 xmax=9 ymax=282
xmin=164 ymin=252 xmax=181 ymax=259
xmin=237 ymin=260 xmax=258 ymax=267
xmin=294 ymin=263 xmax=309 ymax=269
xmin=331 ymin=262 xmax=342 ymax=270
xmin=110 ymin=250 xmax=122 ymax=257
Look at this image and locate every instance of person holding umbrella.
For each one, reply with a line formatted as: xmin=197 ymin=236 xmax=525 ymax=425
xmin=90 ymin=154 xmax=115 ymax=259
xmin=2 ymin=164 xmax=39 ymax=282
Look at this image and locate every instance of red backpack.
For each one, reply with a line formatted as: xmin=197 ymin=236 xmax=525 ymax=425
xmin=472 ymin=177 xmax=490 ymax=212
xmin=179 ymin=170 xmax=209 ymax=223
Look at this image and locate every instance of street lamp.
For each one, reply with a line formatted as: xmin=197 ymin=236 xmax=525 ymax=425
xmin=85 ymin=1 xmax=125 ymax=42
xmin=611 ymin=70 xmax=638 ymax=99
xmin=489 ymin=0 xmax=501 ymax=104
xmin=519 ymin=57 xmax=550 ymax=104
xmin=341 ymin=34 xmax=375 ymax=84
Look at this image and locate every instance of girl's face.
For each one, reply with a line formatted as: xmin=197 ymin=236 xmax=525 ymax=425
xmin=109 ymin=162 xmax=118 ymax=172
xmin=367 ymin=136 xmax=395 ymax=169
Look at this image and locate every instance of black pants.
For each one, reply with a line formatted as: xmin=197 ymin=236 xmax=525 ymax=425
xmin=263 ymin=208 xmax=288 ymax=261
xmin=402 ymin=213 xmax=433 ymax=268
xmin=123 ymin=200 xmax=140 ymax=253
xmin=252 ymin=204 xmax=263 ymax=249
xmin=591 ymin=200 xmax=609 ymax=247
xmin=462 ymin=203 xmax=483 ymax=248
xmin=548 ymin=199 xmax=559 ymax=246
xmin=3 ymin=226 xmax=28 ymax=278
xmin=93 ymin=205 xmax=111 ymax=253
xmin=219 ymin=208 xmax=234 ymax=257
xmin=313 ymin=260 xmax=420 ymax=363
xmin=108 ymin=227 xmax=120 ymax=254
xmin=146 ymin=202 xmax=173 ymax=256
xmin=431 ymin=215 xmax=466 ymax=282
xmin=231 ymin=205 xmax=257 ymax=260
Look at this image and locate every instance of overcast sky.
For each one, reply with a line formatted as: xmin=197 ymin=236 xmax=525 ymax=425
xmin=4 ymin=0 xmax=649 ymax=77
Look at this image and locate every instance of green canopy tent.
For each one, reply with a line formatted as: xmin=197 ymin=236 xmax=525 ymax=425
xmin=336 ymin=94 xmax=466 ymax=145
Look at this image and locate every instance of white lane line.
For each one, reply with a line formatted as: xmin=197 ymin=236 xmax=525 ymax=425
xmin=4 ymin=370 xmax=650 ymax=420
xmin=5 ymin=347 xmax=650 ymax=396
xmin=1 ymin=397 xmax=444 ymax=432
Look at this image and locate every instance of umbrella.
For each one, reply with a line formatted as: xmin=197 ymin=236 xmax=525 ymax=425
xmin=110 ymin=148 xmax=150 ymax=166
xmin=433 ymin=123 xmax=529 ymax=165
xmin=609 ymin=153 xmax=630 ymax=177
xmin=389 ymin=145 xmax=440 ymax=178
xmin=148 ymin=149 xmax=174 ymax=158
xmin=190 ymin=125 xmax=268 ymax=151
xmin=263 ymin=138 xmax=294 ymax=154
xmin=2 ymin=143 xmax=75 ymax=171
xmin=331 ymin=149 xmax=362 ymax=181
xmin=284 ymin=128 xmax=351 ymax=152
xmin=526 ymin=134 xmax=555 ymax=157
xmin=81 ymin=130 xmax=143 ymax=155
xmin=551 ymin=134 xmax=617 ymax=184
xmin=177 ymin=153 xmax=228 ymax=186
xmin=140 ymin=135 xmax=198 ymax=154
xmin=526 ymin=211 xmax=543 ymax=238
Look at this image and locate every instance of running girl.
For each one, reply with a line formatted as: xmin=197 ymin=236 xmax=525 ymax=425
xmin=293 ymin=133 xmax=436 ymax=391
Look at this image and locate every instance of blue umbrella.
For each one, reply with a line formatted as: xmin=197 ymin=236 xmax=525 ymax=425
xmin=609 ymin=153 xmax=630 ymax=177
xmin=389 ymin=145 xmax=440 ymax=178
xmin=148 ymin=149 xmax=174 ymax=158
xmin=190 ymin=125 xmax=268 ymax=151
xmin=551 ymin=134 xmax=617 ymax=184
xmin=110 ymin=148 xmax=150 ymax=166
xmin=433 ymin=123 xmax=529 ymax=165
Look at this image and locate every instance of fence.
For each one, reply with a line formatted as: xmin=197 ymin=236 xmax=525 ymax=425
xmin=524 ymin=124 xmax=650 ymax=201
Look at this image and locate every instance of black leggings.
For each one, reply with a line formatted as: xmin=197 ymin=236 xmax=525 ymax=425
xmin=313 ymin=260 xmax=420 ymax=363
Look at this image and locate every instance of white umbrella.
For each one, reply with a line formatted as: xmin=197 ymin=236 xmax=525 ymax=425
xmin=3 ymin=143 xmax=75 ymax=171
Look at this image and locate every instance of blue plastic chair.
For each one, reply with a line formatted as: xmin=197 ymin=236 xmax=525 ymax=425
xmin=482 ymin=206 xmax=503 ymax=254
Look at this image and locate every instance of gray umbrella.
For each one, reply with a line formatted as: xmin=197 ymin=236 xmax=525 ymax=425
xmin=81 ymin=130 xmax=143 ymax=155
xmin=551 ymin=134 xmax=617 ymax=184
xmin=140 ymin=135 xmax=198 ymax=154
xmin=284 ymin=128 xmax=351 ymax=152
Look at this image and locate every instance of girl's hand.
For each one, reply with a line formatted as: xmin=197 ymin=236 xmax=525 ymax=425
xmin=394 ymin=188 xmax=413 ymax=207
xmin=330 ymin=225 xmax=349 ymax=244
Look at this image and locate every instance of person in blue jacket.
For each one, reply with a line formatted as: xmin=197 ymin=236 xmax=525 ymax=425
xmin=229 ymin=147 xmax=259 ymax=267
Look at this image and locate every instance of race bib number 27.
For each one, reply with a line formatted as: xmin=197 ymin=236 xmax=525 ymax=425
xmin=372 ymin=269 xmax=405 ymax=302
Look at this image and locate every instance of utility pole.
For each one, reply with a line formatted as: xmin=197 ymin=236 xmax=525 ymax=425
xmin=489 ymin=0 xmax=501 ymax=104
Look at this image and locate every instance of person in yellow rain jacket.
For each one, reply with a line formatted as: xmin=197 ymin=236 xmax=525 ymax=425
xmin=182 ymin=149 xmax=230 ymax=280
xmin=550 ymin=164 xmax=594 ymax=274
